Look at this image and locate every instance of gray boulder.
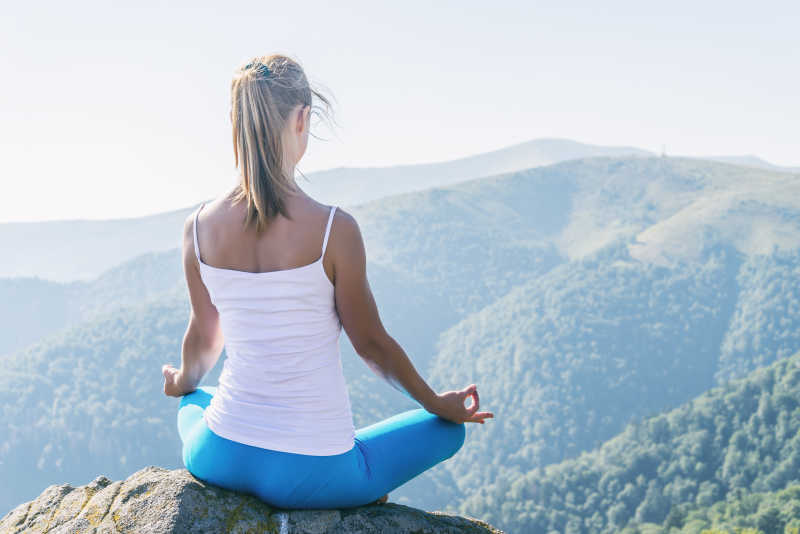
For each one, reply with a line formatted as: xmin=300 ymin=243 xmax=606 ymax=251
xmin=0 ymin=466 xmax=503 ymax=533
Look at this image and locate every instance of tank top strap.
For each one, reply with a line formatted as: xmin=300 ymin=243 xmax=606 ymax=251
xmin=321 ymin=205 xmax=337 ymax=256
xmin=193 ymin=201 xmax=205 ymax=262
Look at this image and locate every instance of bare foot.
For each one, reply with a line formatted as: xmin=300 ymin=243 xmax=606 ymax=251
xmin=369 ymin=493 xmax=388 ymax=505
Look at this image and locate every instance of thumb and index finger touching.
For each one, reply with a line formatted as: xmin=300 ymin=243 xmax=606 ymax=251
xmin=460 ymin=383 xmax=494 ymax=423
xmin=461 ymin=384 xmax=479 ymax=414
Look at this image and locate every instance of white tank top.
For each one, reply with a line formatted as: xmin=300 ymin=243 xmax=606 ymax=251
xmin=194 ymin=201 xmax=356 ymax=455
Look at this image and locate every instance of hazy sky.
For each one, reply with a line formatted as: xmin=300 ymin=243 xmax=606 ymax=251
xmin=1 ymin=1 xmax=798 ymax=222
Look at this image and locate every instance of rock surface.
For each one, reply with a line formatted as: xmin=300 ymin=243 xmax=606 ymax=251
xmin=0 ymin=466 xmax=504 ymax=533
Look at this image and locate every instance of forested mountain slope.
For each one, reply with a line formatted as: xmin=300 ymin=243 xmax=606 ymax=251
xmin=0 ymin=156 xmax=568 ymax=512
xmin=645 ymin=484 xmax=800 ymax=534
xmin=2 ymin=156 xmax=800 ymax=528
xmin=462 ymin=352 xmax=800 ymax=533
xmin=715 ymin=249 xmax=800 ymax=384
xmin=0 ymin=249 xmax=182 ymax=356
xmin=426 ymin=242 xmax=741 ymax=515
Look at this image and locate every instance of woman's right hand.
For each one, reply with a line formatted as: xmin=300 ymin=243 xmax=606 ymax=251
xmin=162 ymin=364 xmax=193 ymax=398
xmin=428 ymin=384 xmax=494 ymax=424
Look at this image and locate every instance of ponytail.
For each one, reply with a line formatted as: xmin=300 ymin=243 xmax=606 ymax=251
xmin=229 ymin=54 xmax=333 ymax=232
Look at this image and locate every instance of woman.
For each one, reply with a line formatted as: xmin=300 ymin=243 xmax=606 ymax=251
xmin=161 ymin=53 xmax=493 ymax=510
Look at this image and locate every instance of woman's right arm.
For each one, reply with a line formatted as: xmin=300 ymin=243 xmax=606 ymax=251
xmin=327 ymin=208 xmax=493 ymax=425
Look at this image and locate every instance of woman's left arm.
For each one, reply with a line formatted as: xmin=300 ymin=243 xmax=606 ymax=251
xmin=162 ymin=212 xmax=225 ymax=397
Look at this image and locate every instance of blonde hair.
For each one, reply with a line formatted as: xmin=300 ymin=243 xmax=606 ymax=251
xmin=229 ymin=53 xmax=334 ymax=232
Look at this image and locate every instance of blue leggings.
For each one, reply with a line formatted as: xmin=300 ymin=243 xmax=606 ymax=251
xmin=177 ymin=386 xmax=466 ymax=509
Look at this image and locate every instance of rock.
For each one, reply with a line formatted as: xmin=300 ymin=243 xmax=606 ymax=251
xmin=0 ymin=466 xmax=504 ymax=533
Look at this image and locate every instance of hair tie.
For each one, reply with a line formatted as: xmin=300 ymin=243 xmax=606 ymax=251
xmin=245 ymin=62 xmax=271 ymax=78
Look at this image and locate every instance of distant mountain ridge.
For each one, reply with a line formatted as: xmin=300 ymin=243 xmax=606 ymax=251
xmin=10 ymin=137 xmax=780 ymax=282
xmin=0 ymin=249 xmax=183 ymax=356
xmin=1 ymin=204 xmax=196 ymax=283
xmin=1 ymin=138 xmax=650 ymax=282
xmin=300 ymin=137 xmax=652 ymax=207
xmin=702 ymin=154 xmax=800 ymax=173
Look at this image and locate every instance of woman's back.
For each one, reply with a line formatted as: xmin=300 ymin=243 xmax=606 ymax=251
xmin=194 ymin=196 xmax=355 ymax=455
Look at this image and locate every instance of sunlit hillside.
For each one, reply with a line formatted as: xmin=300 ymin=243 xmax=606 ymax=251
xmin=1 ymin=155 xmax=799 ymax=532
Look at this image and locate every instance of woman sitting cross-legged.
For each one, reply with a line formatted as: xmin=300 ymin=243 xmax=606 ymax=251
xmin=161 ymin=53 xmax=494 ymax=510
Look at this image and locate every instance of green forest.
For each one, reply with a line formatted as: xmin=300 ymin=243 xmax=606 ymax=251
xmin=2 ymin=155 xmax=800 ymax=533
xmin=471 ymin=353 xmax=800 ymax=533
xmin=638 ymin=483 xmax=800 ymax=534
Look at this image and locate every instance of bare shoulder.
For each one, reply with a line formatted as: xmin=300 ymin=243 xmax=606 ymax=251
xmin=330 ymin=207 xmax=363 ymax=250
xmin=332 ymin=207 xmax=359 ymax=233
xmin=183 ymin=198 xmax=220 ymax=238
xmin=182 ymin=210 xmax=195 ymax=246
xmin=326 ymin=208 xmax=366 ymax=283
xmin=182 ymin=200 xmax=213 ymax=254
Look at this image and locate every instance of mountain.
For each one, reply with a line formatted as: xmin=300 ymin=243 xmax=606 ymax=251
xmin=7 ymin=155 xmax=796 ymax=358
xmin=627 ymin=161 xmax=800 ymax=266
xmin=3 ymin=139 xmax=796 ymax=283
xmin=0 ymin=138 xmax=649 ymax=282
xmin=425 ymin=241 xmax=740 ymax=517
xmin=0 ymin=204 xmax=196 ymax=283
xmin=648 ymin=484 xmax=800 ymax=533
xmin=3 ymin=155 xmax=800 ymax=529
xmin=0 ymin=156 xmax=565 ymax=512
xmin=0 ymin=249 xmax=183 ymax=357
xmin=715 ymin=249 xmax=800 ymax=384
xmin=300 ymin=137 xmax=651 ymax=208
xmin=704 ymin=155 xmax=800 ymax=174
xmin=460 ymin=351 xmax=800 ymax=533
xmin=0 ymin=277 xmax=71 ymax=358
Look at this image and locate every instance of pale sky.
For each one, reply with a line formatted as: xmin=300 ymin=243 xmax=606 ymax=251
xmin=1 ymin=0 xmax=798 ymax=222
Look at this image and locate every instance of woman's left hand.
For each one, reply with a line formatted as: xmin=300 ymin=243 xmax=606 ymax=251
xmin=162 ymin=364 xmax=188 ymax=397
